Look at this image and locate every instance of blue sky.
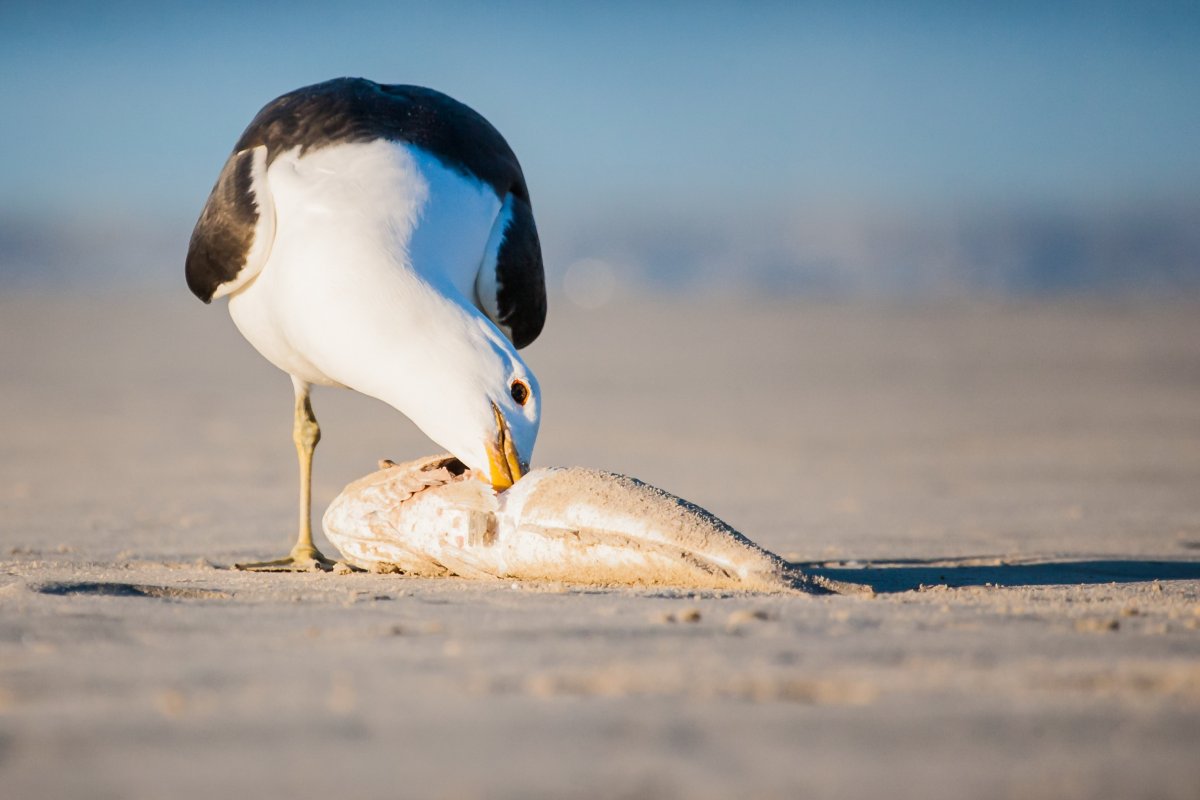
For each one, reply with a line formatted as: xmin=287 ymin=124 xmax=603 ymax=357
xmin=2 ymin=2 xmax=1198 ymax=292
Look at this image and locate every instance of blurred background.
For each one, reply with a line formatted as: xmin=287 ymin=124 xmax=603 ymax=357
xmin=3 ymin=10 xmax=1200 ymax=796
xmin=2 ymin=0 xmax=1198 ymax=300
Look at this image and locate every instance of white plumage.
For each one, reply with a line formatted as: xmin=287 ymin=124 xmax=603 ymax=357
xmin=227 ymin=139 xmax=538 ymax=471
xmin=187 ymin=79 xmax=545 ymax=569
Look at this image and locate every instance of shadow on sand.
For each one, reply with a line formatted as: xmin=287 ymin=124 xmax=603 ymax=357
xmin=792 ymin=557 xmax=1200 ymax=594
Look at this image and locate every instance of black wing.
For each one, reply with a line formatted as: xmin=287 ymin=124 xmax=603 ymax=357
xmin=475 ymin=192 xmax=546 ymax=349
xmin=185 ymin=145 xmax=274 ymax=303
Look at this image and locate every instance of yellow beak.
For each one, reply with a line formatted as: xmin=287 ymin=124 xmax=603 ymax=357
xmin=485 ymin=402 xmax=526 ymax=490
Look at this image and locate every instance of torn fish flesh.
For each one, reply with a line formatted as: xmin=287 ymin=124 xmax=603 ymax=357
xmin=322 ymin=454 xmax=813 ymax=591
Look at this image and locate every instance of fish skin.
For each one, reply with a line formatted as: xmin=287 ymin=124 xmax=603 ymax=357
xmin=323 ymin=454 xmax=816 ymax=592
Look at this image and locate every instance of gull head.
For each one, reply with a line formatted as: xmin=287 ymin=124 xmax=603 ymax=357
xmin=391 ymin=310 xmax=540 ymax=491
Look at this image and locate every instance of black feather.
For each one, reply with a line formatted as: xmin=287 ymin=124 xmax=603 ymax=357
xmin=185 ymin=148 xmax=260 ymax=303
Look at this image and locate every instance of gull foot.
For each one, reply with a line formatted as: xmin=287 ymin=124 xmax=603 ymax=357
xmin=234 ymin=544 xmax=338 ymax=573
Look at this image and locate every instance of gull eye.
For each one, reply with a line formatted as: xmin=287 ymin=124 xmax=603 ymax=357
xmin=510 ymin=379 xmax=530 ymax=406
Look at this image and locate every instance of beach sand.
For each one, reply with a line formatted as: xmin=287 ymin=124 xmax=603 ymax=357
xmin=1 ymin=292 xmax=1198 ymax=798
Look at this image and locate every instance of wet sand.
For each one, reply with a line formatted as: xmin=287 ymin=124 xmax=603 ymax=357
xmin=1 ymin=292 xmax=1198 ymax=799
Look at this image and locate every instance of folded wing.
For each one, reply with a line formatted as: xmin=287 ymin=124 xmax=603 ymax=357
xmin=185 ymin=145 xmax=275 ymax=303
xmin=475 ymin=191 xmax=547 ymax=349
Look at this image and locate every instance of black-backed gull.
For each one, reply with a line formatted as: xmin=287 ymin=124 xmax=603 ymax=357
xmin=186 ymin=78 xmax=546 ymax=570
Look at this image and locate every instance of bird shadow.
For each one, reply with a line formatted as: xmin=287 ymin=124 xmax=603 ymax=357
xmin=789 ymin=557 xmax=1200 ymax=594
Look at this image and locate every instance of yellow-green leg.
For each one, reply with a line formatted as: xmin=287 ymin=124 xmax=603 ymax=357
xmin=235 ymin=380 xmax=336 ymax=572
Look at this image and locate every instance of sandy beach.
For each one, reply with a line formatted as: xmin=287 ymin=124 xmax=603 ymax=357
xmin=2 ymin=292 xmax=1198 ymax=799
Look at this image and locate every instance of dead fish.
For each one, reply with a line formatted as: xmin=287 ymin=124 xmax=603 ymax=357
xmin=322 ymin=454 xmax=814 ymax=592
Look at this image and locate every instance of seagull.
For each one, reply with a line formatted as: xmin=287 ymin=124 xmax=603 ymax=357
xmin=185 ymin=78 xmax=546 ymax=570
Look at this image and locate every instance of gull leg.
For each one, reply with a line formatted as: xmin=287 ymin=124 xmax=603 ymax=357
xmin=236 ymin=379 xmax=336 ymax=572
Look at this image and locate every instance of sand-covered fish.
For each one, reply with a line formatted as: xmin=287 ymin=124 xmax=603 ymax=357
xmin=323 ymin=455 xmax=813 ymax=592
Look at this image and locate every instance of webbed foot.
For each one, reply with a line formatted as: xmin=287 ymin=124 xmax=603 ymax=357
xmin=234 ymin=543 xmax=338 ymax=572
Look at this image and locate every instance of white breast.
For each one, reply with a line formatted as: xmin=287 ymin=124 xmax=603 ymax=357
xmin=226 ymin=139 xmax=504 ymax=389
